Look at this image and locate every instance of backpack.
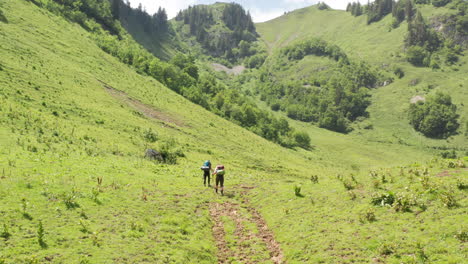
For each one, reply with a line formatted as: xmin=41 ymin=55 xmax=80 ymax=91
xmin=215 ymin=165 xmax=225 ymax=176
xmin=201 ymin=161 xmax=211 ymax=171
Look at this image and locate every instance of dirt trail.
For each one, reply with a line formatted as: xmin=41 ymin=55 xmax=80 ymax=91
xmin=209 ymin=186 xmax=285 ymax=264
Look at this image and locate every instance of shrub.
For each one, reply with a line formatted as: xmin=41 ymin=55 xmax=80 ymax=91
xmin=293 ymin=131 xmax=311 ymax=149
xmin=439 ymin=191 xmax=457 ymax=208
xmin=37 ymin=221 xmax=46 ymax=248
xmin=456 ymin=179 xmax=468 ymax=190
xmin=406 ymin=46 xmax=429 ymax=66
xmin=393 ymin=67 xmax=404 ymax=78
xmin=371 ymin=192 xmax=395 ymax=206
xmin=63 ymin=191 xmax=80 ymax=209
xmin=440 ymin=150 xmax=457 ymax=159
xmin=294 ymin=184 xmax=303 ymax=197
xmin=342 ymin=180 xmax=356 ymax=190
xmin=378 ymin=242 xmax=396 ymax=256
xmin=143 ymin=128 xmax=158 ymax=142
xmin=310 ymin=175 xmax=319 ymax=184
xmin=159 ymin=138 xmax=185 ymax=164
xmin=454 ymin=230 xmax=467 ymax=242
xmin=393 ymin=193 xmax=415 ymax=212
xmin=359 ymin=208 xmax=377 ymax=223
xmin=270 ymin=102 xmax=280 ymax=111
xmin=408 ymin=92 xmax=459 ymax=138
xmin=21 ymin=198 xmax=32 ymax=220
xmin=79 ymin=219 xmax=91 ymax=234
xmin=0 ymin=223 xmax=11 ymax=239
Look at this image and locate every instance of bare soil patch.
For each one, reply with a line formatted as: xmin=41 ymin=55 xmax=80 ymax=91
xmin=211 ymin=63 xmax=245 ymax=75
xmin=410 ymin=95 xmax=425 ymax=104
xmin=99 ymin=80 xmax=186 ymax=127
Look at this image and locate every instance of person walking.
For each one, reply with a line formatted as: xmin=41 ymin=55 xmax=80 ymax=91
xmin=213 ymin=164 xmax=225 ymax=195
xmin=201 ymin=160 xmax=212 ymax=186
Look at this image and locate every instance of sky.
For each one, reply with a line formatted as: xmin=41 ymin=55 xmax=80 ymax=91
xmin=127 ymin=0 xmax=369 ymax=23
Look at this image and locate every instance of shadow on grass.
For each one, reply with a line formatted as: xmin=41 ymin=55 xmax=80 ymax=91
xmin=39 ymin=240 xmax=48 ymax=249
xmin=23 ymin=213 xmax=33 ymax=220
xmin=224 ymin=192 xmax=235 ymax=198
xmin=0 ymin=10 xmax=7 ymax=23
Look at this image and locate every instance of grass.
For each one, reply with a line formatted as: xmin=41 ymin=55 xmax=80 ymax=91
xmin=0 ymin=1 xmax=466 ymax=263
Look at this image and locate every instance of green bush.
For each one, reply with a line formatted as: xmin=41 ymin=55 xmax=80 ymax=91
xmin=393 ymin=67 xmax=404 ymax=78
xmin=406 ymin=46 xmax=429 ymax=66
xmin=159 ymin=138 xmax=185 ymax=164
xmin=294 ymin=184 xmax=303 ymax=197
xmin=408 ymin=92 xmax=459 ymax=138
xmin=371 ymin=192 xmax=395 ymax=206
xmin=293 ymin=131 xmax=311 ymax=149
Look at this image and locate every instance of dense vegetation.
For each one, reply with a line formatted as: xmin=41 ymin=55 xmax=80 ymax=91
xmin=408 ymin=92 xmax=460 ymax=138
xmin=174 ymin=3 xmax=258 ymax=63
xmin=256 ymin=38 xmax=379 ymax=133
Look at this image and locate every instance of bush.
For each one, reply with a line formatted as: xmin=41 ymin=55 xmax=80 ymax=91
xmin=440 ymin=150 xmax=457 ymax=159
xmin=159 ymin=138 xmax=185 ymax=164
xmin=143 ymin=128 xmax=158 ymax=143
xmin=439 ymin=191 xmax=457 ymax=208
xmin=371 ymin=192 xmax=395 ymax=206
xmin=293 ymin=131 xmax=311 ymax=149
xmin=393 ymin=67 xmax=404 ymax=78
xmin=406 ymin=46 xmax=429 ymax=66
xmin=408 ymin=92 xmax=460 ymax=138
xmin=0 ymin=224 xmax=11 ymax=239
xmin=294 ymin=184 xmax=303 ymax=197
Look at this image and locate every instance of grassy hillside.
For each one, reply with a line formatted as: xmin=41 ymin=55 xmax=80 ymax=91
xmin=256 ymin=4 xmax=467 ymax=151
xmin=0 ymin=1 xmax=466 ymax=263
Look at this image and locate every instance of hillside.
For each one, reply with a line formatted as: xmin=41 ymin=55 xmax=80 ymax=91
xmin=256 ymin=3 xmax=467 ymax=150
xmin=0 ymin=0 xmax=467 ymax=263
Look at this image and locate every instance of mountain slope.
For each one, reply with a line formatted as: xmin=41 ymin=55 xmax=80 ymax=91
xmin=0 ymin=1 xmax=466 ymax=263
xmin=256 ymin=4 xmax=467 ymax=150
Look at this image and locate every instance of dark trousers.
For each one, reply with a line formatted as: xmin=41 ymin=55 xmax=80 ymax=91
xmin=203 ymin=170 xmax=210 ymax=185
xmin=215 ymin=175 xmax=224 ymax=187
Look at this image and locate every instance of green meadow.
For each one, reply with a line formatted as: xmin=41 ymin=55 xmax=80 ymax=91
xmin=0 ymin=1 xmax=466 ymax=263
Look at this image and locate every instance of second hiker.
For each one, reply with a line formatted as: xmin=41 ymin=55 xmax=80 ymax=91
xmin=213 ymin=164 xmax=225 ymax=195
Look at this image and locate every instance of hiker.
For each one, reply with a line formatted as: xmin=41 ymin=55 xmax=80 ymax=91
xmin=213 ymin=164 xmax=225 ymax=195
xmin=201 ymin=160 xmax=212 ymax=186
